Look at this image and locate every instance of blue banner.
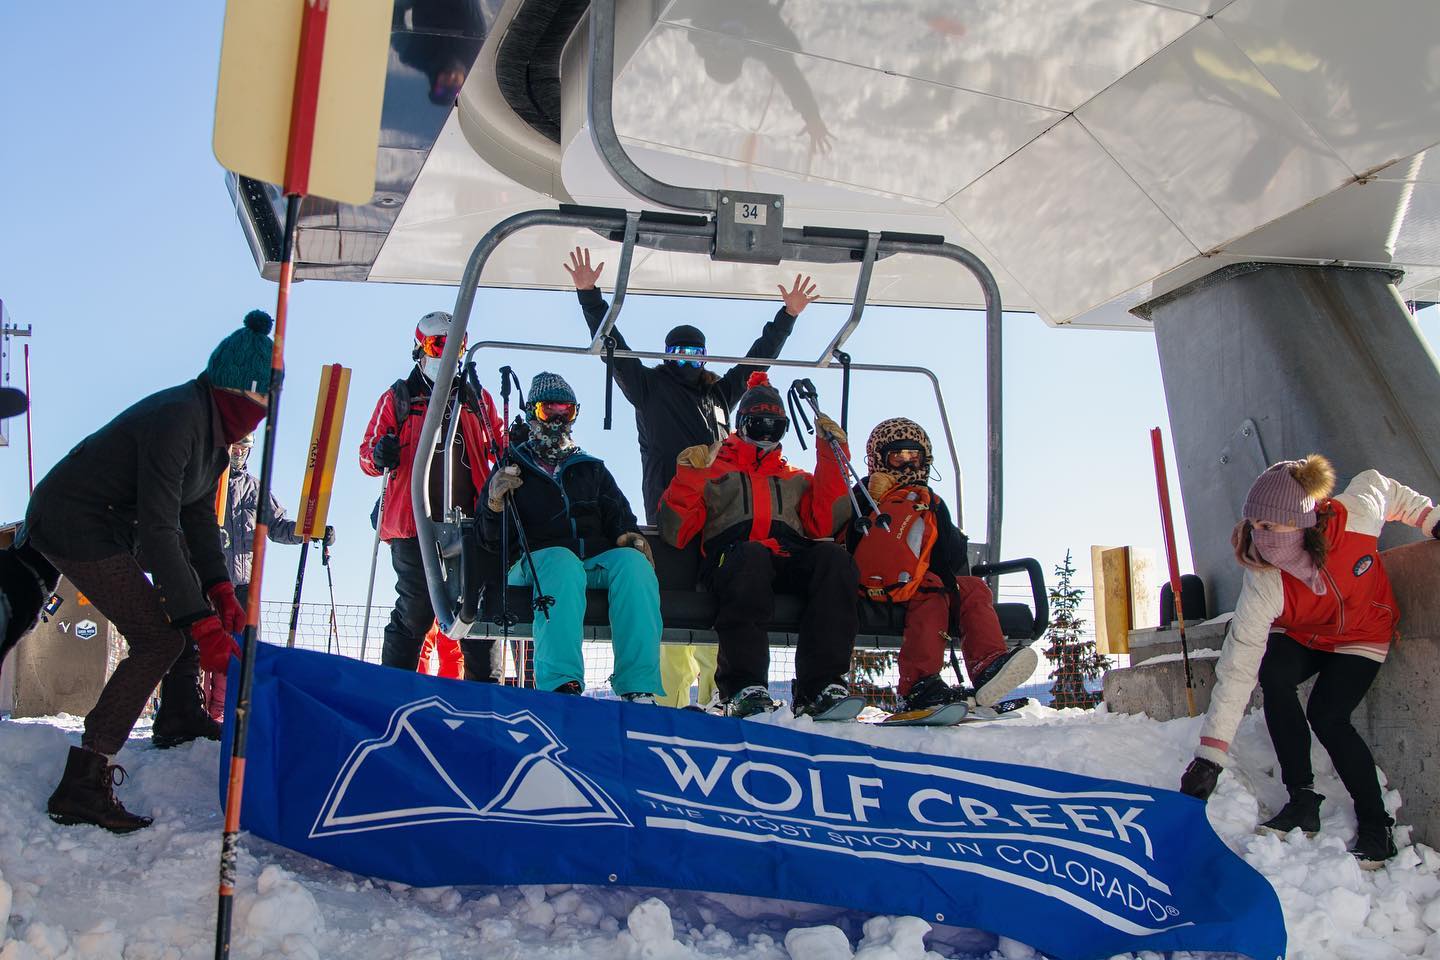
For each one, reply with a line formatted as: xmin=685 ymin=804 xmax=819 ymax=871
xmin=224 ymin=646 xmax=1284 ymax=960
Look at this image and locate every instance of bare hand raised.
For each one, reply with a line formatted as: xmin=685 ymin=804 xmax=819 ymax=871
xmin=779 ymin=274 xmax=819 ymax=317
xmin=563 ymin=247 xmax=605 ymax=290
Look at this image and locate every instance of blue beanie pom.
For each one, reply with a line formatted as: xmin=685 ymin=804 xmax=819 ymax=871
xmin=207 ymin=309 xmax=275 ymax=393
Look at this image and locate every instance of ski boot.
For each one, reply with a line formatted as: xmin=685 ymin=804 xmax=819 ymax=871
xmin=793 ymin=683 xmax=864 ymax=721
xmin=1350 ymin=816 xmax=1398 ymax=869
xmin=151 ymin=671 xmax=222 ymax=749
xmin=724 ymin=685 xmax=780 ymax=719
xmin=620 ymin=692 xmax=658 ymax=705
xmin=902 ymin=674 xmax=967 ymax=711
xmin=48 ymin=746 xmax=153 ymax=833
xmin=972 ymin=645 xmax=1039 ymax=707
xmin=553 ymin=681 xmax=583 ymax=695
xmin=1259 ymin=788 xmax=1322 ymax=837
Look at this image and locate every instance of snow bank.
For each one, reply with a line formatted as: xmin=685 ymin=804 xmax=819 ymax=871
xmin=2 ymin=701 xmax=1439 ymax=959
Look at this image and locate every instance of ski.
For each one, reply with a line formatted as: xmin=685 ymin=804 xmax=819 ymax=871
xmin=878 ymin=702 xmax=969 ymax=726
xmin=958 ymin=697 xmax=1030 ymax=723
xmin=805 ymin=695 xmax=867 ymax=722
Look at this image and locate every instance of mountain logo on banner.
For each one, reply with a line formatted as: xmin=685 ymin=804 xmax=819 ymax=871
xmin=309 ymin=697 xmax=631 ymax=838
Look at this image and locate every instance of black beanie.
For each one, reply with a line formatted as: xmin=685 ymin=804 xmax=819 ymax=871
xmin=665 ymin=324 xmax=706 ymax=350
xmin=736 ymin=371 xmax=785 ymax=420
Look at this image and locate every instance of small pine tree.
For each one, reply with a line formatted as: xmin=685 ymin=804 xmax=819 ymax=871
xmin=1045 ymin=550 xmax=1109 ymax=709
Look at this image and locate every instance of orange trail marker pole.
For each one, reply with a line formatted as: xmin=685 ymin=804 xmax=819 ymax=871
xmin=214 ymin=3 xmax=329 ymax=958
xmin=1151 ymin=427 xmax=1197 ymax=718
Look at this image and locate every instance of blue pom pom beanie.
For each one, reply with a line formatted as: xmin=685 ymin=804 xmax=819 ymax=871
xmin=207 ymin=310 xmax=275 ymax=393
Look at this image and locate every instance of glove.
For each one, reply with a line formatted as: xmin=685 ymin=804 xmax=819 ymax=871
xmin=867 ymin=472 xmax=898 ymax=501
xmin=191 ymin=615 xmax=241 ymax=674
xmin=323 ymin=525 xmax=336 ymax=546
xmin=371 ymin=433 xmax=401 ymax=471
xmin=487 ymin=465 xmax=523 ymax=513
xmin=1179 ymin=757 xmax=1222 ymax=800
xmin=815 ymin=413 xmax=847 ymax=447
xmin=677 ymin=443 xmax=718 ymax=470
xmin=617 ymin=531 xmax=654 ymax=567
xmin=207 ymin=581 xmax=246 ymax=634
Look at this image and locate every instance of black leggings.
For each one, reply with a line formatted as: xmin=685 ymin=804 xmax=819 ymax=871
xmin=1258 ymin=633 xmax=1384 ymax=823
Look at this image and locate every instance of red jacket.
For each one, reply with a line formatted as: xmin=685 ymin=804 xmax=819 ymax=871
xmin=359 ymin=370 xmax=504 ymax=541
xmin=658 ymin=433 xmax=852 ymax=558
xmin=1275 ymin=500 xmax=1398 ymax=653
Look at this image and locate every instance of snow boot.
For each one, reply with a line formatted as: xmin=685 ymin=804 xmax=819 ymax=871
xmin=621 ymin=692 xmax=658 ymax=705
xmin=973 ymin=645 xmax=1039 ymax=707
xmin=1350 ymin=817 xmax=1398 ymax=869
xmin=724 ymin=685 xmax=779 ymax=719
xmin=1259 ymin=788 xmax=1322 ymax=837
xmin=902 ymin=673 xmax=966 ymax=711
xmin=151 ymin=670 xmax=221 ymax=749
xmin=793 ymin=683 xmax=854 ymax=719
xmin=48 ymin=746 xmax=153 ymax=833
xmin=553 ymin=681 xmax=583 ymax=695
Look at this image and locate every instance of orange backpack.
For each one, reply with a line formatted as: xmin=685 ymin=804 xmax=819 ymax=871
xmin=854 ymin=484 xmax=940 ymax=602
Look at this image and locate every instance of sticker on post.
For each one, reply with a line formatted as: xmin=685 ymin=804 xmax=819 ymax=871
xmin=75 ymin=620 xmax=98 ymax=641
xmin=735 ymin=201 xmax=767 ymax=226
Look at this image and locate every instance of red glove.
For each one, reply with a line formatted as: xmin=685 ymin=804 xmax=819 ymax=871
xmin=207 ymin=581 xmax=246 ymax=634
xmin=190 ymin=616 xmax=240 ymax=674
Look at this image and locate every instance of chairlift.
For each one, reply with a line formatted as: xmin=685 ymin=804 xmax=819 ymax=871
xmin=411 ymin=0 xmax=1046 ymax=661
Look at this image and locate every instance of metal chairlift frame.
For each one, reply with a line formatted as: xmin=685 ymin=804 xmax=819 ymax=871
xmin=413 ymin=0 xmax=1010 ymax=640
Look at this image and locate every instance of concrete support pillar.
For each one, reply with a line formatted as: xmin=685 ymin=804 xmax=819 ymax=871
xmin=1134 ymin=263 xmax=1440 ymax=614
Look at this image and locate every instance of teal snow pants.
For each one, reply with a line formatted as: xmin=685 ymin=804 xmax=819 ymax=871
xmin=508 ymin=546 xmax=664 ymax=696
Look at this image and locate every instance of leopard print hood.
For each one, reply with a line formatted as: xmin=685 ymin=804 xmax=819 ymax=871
xmin=865 ymin=417 xmax=931 ymax=487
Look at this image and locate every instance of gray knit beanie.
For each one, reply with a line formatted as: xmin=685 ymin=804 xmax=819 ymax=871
xmin=1243 ymin=462 xmax=1316 ymax=528
xmin=528 ymin=371 xmax=576 ymax=405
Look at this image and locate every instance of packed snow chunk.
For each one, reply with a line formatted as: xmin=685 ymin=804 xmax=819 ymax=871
xmin=71 ymin=918 xmax=124 ymax=960
xmin=243 ymin=865 xmax=323 ymax=942
xmin=993 ymin=934 xmax=1038 ymax=960
xmin=783 ymin=924 xmax=853 ymax=960
xmin=854 ymin=916 xmax=932 ymax=960
xmin=0 ymin=869 xmax=10 ymax=941
xmin=626 ymin=897 xmax=677 ymax=957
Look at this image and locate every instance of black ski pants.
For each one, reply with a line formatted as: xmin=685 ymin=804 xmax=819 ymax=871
xmin=706 ymin=539 xmax=858 ymax=704
xmin=1258 ymin=632 xmax=1385 ymax=824
xmin=383 ymin=536 xmax=503 ymax=682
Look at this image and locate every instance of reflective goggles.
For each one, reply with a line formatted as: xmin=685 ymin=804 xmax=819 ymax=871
xmin=532 ymin=400 xmax=579 ymax=423
xmin=416 ymin=332 xmax=467 ymax=359
xmin=742 ymin=414 xmax=788 ymax=444
xmin=666 ymin=344 xmax=707 ymax=367
xmin=881 ymin=441 xmax=925 ymax=467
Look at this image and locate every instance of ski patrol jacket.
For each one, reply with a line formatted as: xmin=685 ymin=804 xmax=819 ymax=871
xmin=26 ymin=376 xmax=230 ymax=627
xmin=479 ymin=442 xmax=641 ymax=561
xmin=358 ymin=366 xmax=504 ymax=542
xmin=1197 ymin=469 xmax=1438 ymax=766
xmin=658 ymin=433 xmax=853 ymax=562
xmin=221 ymin=470 xmax=305 ymax=585
xmin=577 ymin=287 xmax=797 ymax=523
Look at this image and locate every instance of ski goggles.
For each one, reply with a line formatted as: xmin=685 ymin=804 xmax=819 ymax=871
xmin=666 ymin=344 xmax=707 ymax=367
xmin=883 ymin=447 xmax=925 ymax=468
xmin=416 ymin=332 xmax=467 ymax=359
xmin=742 ymin=414 xmax=788 ymax=444
xmin=532 ymin=400 xmax=579 ymax=423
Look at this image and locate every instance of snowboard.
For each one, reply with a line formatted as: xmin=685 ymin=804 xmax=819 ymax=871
xmin=878 ymin=702 xmax=970 ymax=726
xmin=805 ymin=695 xmax=867 ymax=722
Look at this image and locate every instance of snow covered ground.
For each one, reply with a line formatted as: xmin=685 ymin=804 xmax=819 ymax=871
xmin=1 ymin=703 xmax=1438 ymax=960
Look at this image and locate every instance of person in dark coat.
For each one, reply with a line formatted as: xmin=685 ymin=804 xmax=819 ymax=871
xmin=24 ymin=310 xmax=273 ymax=832
xmin=563 ymin=246 xmax=818 ymax=523
xmin=480 ymin=372 xmax=662 ymax=700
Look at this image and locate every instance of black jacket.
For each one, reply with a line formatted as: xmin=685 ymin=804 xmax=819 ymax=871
xmin=26 ymin=377 xmax=231 ymax=626
xmin=577 ymin=287 xmax=796 ymax=523
xmin=480 ymin=442 xmax=640 ymax=562
xmin=848 ymin=477 xmax=970 ymax=582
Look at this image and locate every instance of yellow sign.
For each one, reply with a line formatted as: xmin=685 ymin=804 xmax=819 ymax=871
xmin=213 ymin=0 xmax=391 ymax=204
xmin=296 ymin=364 xmax=352 ymax=539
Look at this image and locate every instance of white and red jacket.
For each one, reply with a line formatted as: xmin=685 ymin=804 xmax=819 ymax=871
xmin=1197 ymin=470 xmax=1438 ymax=765
xmin=358 ymin=369 xmax=505 ymax=541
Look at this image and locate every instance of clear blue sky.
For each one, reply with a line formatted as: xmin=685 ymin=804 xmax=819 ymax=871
xmin=2 ymin=2 xmax=1436 ymax=611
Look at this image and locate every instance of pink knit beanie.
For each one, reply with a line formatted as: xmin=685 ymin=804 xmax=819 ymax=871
xmin=1242 ymin=455 xmax=1336 ymax=528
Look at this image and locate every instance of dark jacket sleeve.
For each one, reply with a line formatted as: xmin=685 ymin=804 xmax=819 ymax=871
xmin=715 ymin=306 xmax=798 ymax=408
xmin=578 ymin=288 xmax=651 ymax=406
xmin=139 ymin=431 xmax=216 ymax=625
xmin=596 ymin=463 xmax=641 ymax=542
xmin=930 ymin=496 xmax=968 ymax=576
xmin=265 ymin=494 xmax=307 ymax=545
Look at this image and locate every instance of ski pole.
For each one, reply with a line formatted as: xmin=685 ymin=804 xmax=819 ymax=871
xmin=359 ymin=470 xmax=388 ymax=661
xmin=321 ymin=539 xmax=339 ymax=656
xmin=1151 ymin=427 xmax=1197 ymax=718
xmin=284 ymin=540 xmax=309 ymax=648
xmin=787 ymin=379 xmax=886 ymax=533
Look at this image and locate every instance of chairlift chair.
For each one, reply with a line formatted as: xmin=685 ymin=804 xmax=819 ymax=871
xmin=410 ymin=0 xmax=1047 ymax=667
